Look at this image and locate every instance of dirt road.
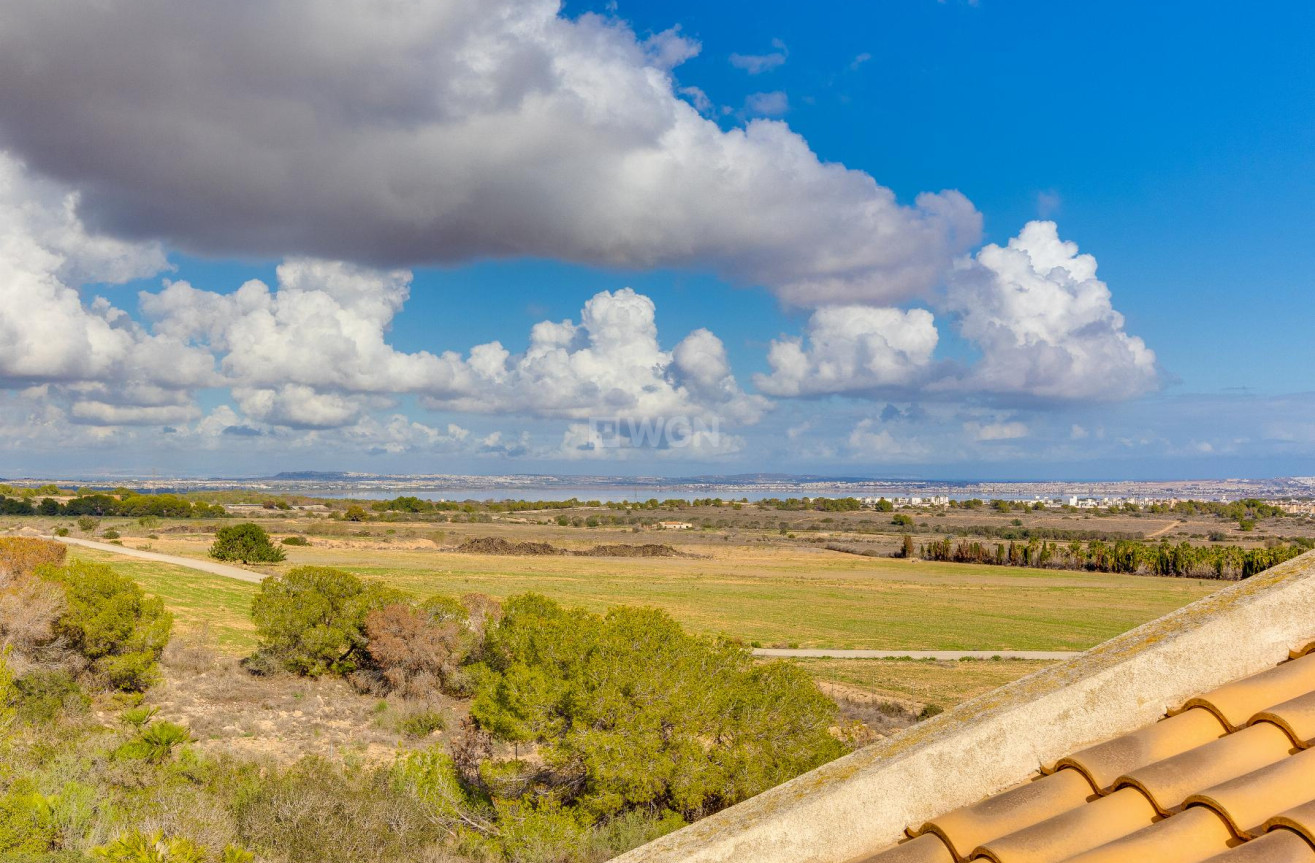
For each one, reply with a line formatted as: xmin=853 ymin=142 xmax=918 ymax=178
xmin=50 ymin=535 xmax=267 ymax=584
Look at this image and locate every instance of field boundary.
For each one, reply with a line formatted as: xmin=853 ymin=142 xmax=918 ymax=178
xmin=752 ymin=648 xmax=1079 ymax=660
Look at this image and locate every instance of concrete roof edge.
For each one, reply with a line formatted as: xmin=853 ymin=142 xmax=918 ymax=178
xmin=613 ymin=550 xmax=1315 ymax=863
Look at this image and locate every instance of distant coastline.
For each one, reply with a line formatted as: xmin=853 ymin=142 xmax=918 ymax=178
xmin=2 ymin=472 xmax=1311 ymax=504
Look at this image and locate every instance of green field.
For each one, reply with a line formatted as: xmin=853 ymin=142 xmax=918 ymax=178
xmin=71 ymin=536 xmax=1220 ymax=653
xmin=70 ymin=548 xmax=259 ymax=651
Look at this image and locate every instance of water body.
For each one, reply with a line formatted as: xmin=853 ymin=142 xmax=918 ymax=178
xmin=289 ymin=486 xmax=1018 ymax=503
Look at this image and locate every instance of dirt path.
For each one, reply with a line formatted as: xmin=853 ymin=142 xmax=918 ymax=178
xmin=751 ymin=648 xmax=1079 ymax=660
xmin=49 ymin=535 xmax=267 ymax=583
xmin=1146 ymin=520 xmax=1183 ymax=538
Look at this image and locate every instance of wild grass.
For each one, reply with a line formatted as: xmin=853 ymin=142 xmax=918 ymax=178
xmin=70 ymin=537 xmax=1219 ymax=652
xmin=793 ymin=657 xmax=1057 ymax=710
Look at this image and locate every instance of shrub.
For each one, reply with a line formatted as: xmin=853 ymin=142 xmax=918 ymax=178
xmin=42 ymin=560 xmax=173 ymax=691
xmin=232 ymin=758 xmax=439 ymax=863
xmin=101 ymin=529 xmax=121 ymax=540
xmin=0 ymin=571 xmax=66 ymax=661
xmin=118 ymin=721 xmax=192 ymax=763
xmin=397 ymin=708 xmax=446 ymax=738
xmin=0 ymin=783 xmax=58 ymax=855
xmin=12 ymin=669 xmax=89 ymax=723
xmin=91 ymin=830 xmax=252 ymax=863
xmin=359 ymin=603 xmax=462 ymax=698
xmin=0 ymin=538 xmax=67 ymax=580
xmin=472 ymin=595 xmax=845 ymax=821
xmin=280 ymin=535 xmax=310 ymax=546
xmin=77 ymin=517 xmax=100 ymax=533
xmin=121 ymin=705 xmax=160 ymax=728
xmin=208 ymin=524 xmax=285 ymax=564
xmin=249 ymin=567 xmax=404 ymax=676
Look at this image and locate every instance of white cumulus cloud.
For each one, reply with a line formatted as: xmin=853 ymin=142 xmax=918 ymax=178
xmin=942 ymin=221 xmax=1158 ymax=401
xmin=0 ymin=153 xmax=213 ymax=395
xmin=422 ymin=288 xmax=769 ymax=424
xmin=755 ymin=306 xmax=939 ymax=396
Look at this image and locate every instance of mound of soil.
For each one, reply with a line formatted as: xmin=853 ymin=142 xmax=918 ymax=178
xmin=454 ymin=537 xmax=683 ymax=558
xmin=577 ymin=543 xmax=682 ymax=558
xmin=456 ymin=537 xmax=563 ymax=556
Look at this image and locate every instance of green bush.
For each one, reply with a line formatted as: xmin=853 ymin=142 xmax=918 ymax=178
xmin=249 ymin=567 xmax=404 ymax=676
xmin=397 ymin=708 xmax=446 ymax=738
xmin=41 ymin=561 xmax=172 ymax=691
xmin=117 ymin=720 xmax=192 ymax=763
xmin=280 ymin=535 xmax=310 ymax=546
xmin=0 ymin=783 xmax=57 ymax=855
xmin=91 ymin=829 xmax=253 ymax=863
xmin=472 ymin=595 xmax=845 ymax=821
xmin=101 ymin=529 xmax=121 ymax=540
xmin=208 ymin=524 xmax=285 ymax=564
xmin=13 ymin=669 xmax=89 ymax=723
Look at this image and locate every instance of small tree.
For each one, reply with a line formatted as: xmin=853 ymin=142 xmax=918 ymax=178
xmin=899 ymin=534 xmax=915 ymax=559
xmin=209 ymin=523 xmax=285 ymax=564
xmin=249 ymin=567 xmax=403 ymax=676
xmin=41 ymin=560 xmax=172 ymax=691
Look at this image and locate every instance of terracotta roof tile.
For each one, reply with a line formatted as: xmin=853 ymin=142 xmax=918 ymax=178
xmin=1054 ymin=805 xmax=1237 ymax=863
xmin=852 ymin=833 xmax=955 ymax=863
xmin=1264 ymin=801 xmax=1315 ymax=847
xmin=1054 ymin=707 xmax=1228 ymax=792
xmin=1253 ymin=693 xmax=1315 ymax=748
xmin=1199 ymin=829 xmax=1315 ymax=863
xmin=1185 ymin=748 xmax=1315 ymax=837
xmin=1114 ymin=722 xmax=1296 ymax=814
xmin=968 ymin=786 xmax=1157 ymax=863
xmin=861 ymin=640 xmax=1315 ymax=863
xmin=908 ymin=769 xmax=1095 ymax=859
xmin=1181 ymin=653 xmax=1315 ymax=730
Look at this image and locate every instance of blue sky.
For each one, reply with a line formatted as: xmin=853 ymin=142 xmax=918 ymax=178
xmin=0 ymin=0 xmax=1310 ymax=479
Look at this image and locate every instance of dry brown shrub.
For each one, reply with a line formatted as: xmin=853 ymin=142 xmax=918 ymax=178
xmin=360 ymin=603 xmax=461 ymax=699
xmin=460 ymin=593 xmax=502 ymax=634
xmin=0 ymin=537 xmax=66 ymax=582
xmin=162 ymin=625 xmax=219 ymax=674
xmin=0 ymin=573 xmax=68 ymax=673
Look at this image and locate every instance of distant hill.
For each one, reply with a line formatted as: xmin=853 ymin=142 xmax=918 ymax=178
xmin=266 ymin=471 xmax=353 ymax=480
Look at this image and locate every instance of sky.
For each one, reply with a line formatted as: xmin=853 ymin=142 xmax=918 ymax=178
xmin=0 ymin=0 xmax=1311 ymax=480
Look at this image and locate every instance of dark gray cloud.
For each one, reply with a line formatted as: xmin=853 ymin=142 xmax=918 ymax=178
xmin=0 ymin=0 xmax=978 ymax=306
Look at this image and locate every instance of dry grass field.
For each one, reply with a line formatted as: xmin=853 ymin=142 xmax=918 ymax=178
xmin=65 ymin=523 xmax=1218 ymax=651
xmin=68 ymin=544 xmax=1065 ymax=713
xmin=19 ymin=506 xmax=1251 ymax=713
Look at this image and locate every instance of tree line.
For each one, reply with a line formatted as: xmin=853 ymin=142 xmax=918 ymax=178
xmin=0 ymin=492 xmax=227 ymax=518
xmin=916 ymin=535 xmax=1311 ymax=579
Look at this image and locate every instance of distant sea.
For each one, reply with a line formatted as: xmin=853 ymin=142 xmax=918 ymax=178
xmin=311 ymin=487 xmax=792 ymax=503
xmin=299 ymin=485 xmax=977 ymax=503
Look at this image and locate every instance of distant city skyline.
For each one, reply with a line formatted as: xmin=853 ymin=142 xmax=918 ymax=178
xmin=0 ymin=1 xmax=1311 ymax=479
